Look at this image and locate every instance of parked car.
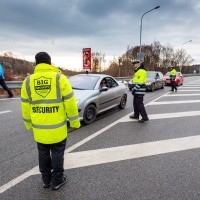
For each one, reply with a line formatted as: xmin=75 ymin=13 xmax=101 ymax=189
xmin=128 ymin=71 xmax=165 ymax=92
xmin=163 ymin=72 xmax=184 ymax=86
xmin=69 ymin=74 xmax=127 ymax=125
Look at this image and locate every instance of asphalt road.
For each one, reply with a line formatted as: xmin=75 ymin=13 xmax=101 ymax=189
xmin=1 ymin=76 xmax=200 ymax=200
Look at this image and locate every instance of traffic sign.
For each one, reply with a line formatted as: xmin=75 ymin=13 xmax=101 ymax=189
xmin=137 ymin=52 xmax=144 ymax=62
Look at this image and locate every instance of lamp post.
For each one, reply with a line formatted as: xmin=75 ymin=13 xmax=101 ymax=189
xmin=139 ymin=6 xmax=160 ymax=61
xmin=118 ymin=57 xmax=122 ymax=77
xmin=180 ymin=40 xmax=192 ymax=72
xmin=181 ymin=40 xmax=192 ymax=49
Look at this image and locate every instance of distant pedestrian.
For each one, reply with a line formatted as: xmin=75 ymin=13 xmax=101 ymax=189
xmin=21 ymin=52 xmax=80 ymax=190
xmin=129 ymin=60 xmax=149 ymax=123
xmin=0 ymin=62 xmax=14 ymax=98
xmin=169 ymin=66 xmax=177 ymax=92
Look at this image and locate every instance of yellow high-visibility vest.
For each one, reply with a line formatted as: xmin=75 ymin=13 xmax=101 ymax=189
xmin=132 ymin=68 xmax=147 ymax=95
xmin=21 ymin=63 xmax=80 ymax=144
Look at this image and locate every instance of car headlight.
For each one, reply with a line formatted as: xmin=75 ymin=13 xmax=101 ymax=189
xmin=146 ymin=81 xmax=152 ymax=85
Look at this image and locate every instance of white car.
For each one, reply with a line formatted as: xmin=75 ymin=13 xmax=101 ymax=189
xmin=69 ymin=74 xmax=127 ymax=124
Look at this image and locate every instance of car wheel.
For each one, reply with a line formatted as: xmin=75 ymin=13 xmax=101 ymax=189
xmin=151 ymin=83 xmax=155 ymax=92
xmin=118 ymin=95 xmax=127 ymax=109
xmin=83 ymin=104 xmax=97 ymax=125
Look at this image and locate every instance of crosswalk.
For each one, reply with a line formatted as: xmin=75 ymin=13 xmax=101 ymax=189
xmin=1 ymin=80 xmax=200 ymax=194
xmin=62 ymin=81 xmax=200 ymax=170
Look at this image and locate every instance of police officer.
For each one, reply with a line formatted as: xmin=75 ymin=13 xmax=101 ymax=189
xmin=169 ymin=66 xmax=177 ymax=92
xmin=21 ymin=52 xmax=80 ymax=190
xmin=129 ymin=60 xmax=149 ymax=123
xmin=0 ymin=62 xmax=14 ymax=98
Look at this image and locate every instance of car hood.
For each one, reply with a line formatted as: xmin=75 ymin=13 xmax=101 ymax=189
xmin=73 ymin=89 xmax=98 ymax=100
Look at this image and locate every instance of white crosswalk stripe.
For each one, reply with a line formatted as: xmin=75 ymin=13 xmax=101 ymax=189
xmin=1 ymin=80 xmax=200 ymax=194
xmin=0 ymin=110 xmax=12 ymax=114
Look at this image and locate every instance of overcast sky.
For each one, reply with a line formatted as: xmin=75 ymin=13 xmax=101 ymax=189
xmin=0 ymin=0 xmax=199 ymax=70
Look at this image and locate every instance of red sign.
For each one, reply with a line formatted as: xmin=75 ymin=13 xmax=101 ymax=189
xmin=82 ymin=48 xmax=91 ymax=71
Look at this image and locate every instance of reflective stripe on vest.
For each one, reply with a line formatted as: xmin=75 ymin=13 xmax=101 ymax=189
xmin=32 ymin=120 xmax=66 ymax=129
xmin=68 ymin=115 xmax=79 ymax=121
xmin=23 ymin=118 xmax=31 ymax=122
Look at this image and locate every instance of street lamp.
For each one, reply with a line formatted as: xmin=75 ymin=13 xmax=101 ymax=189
xmin=139 ymin=6 xmax=160 ymax=61
xmin=180 ymin=40 xmax=192 ymax=72
xmin=181 ymin=40 xmax=192 ymax=49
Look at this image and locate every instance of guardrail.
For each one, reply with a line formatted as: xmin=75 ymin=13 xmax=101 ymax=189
xmin=0 ymin=81 xmax=23 ymax=89
xmin=0 ymin=74 xmax=199 ymax=89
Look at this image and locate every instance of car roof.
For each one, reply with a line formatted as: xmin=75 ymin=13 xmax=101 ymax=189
xmin=73 ymin=73 xmax=112 ymax=78
xmin=147 ymin=71 xmax=162 ymax=73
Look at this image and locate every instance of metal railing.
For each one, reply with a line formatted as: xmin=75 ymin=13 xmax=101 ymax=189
xmin=0 ymin=81 xmax=23 ymax=89
xmin=0 ymin=74 xmax=199 ymax=89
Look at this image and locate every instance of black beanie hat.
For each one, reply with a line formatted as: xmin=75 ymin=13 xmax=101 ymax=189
xmin=35 ymin=52 xmax=51 ymax=65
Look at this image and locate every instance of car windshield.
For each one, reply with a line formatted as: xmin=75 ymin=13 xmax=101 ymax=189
xmin=165 ymin=72 xmax=170 ymax=76
xmin=69 ymin=75 xmax=100 ymax=90
xmin=147 ymin=72 xmax=155 ymax=78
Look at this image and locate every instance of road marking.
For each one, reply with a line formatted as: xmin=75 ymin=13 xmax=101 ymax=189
xmin=0 ymin=110 xmax=12 ymax=115
xmin=181 ymin=86 xmax=200 ymax=88
xmin=148 ymin=100 xmax=200 ymax=105
xmin=0 ymin=91 xmax=169 ymax=194
xmin=26 ymin=110 xmax=200 ymax=172
xmin=0 ymin=82 xmax=199 ymax=193
xmin=184 ymin=85 xmax=200 ymax=86
xmin=177 ymin=89 xmax=200 ymax=91
xmin=119 ymin=110 xmax=200 ymax=122
xmin=0 ymin=97 xmax=20 ymax=101
xmin=165 ymin=94 xmax=200 ymax=96
xmin=59 ymin=135 xmax=200 ymax=169
xmin=0 ymin=167 xmax=38 ymax=194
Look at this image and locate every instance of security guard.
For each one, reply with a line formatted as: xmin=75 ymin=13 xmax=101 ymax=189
xmin=21 ymin=52 xmax=80 ymax=190
xmin=129 ymin=60 xmax=149 ymax=123
xmin=169 ymin=66 xmax=177 ymax=92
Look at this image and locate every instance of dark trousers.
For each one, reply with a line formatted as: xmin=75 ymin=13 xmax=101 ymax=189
xmin=0 ymin=78 xmax=13 ymax=97
xmin=171 ymin=80 xmax=177 ymax=91
xmin=133 ymin=95 xmax=148 ymax=119
xmin=37 ymin=138 xmax=67 ymax=185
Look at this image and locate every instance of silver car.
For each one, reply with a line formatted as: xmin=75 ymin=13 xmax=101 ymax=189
xmin=69 ymin=74 xmax=127 ymax=124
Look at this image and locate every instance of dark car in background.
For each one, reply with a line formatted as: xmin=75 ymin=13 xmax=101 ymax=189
xmin=128 ymin=71 xmax=165 ymax=92
xmin=163 ymin=72 xmax=184 ymax=86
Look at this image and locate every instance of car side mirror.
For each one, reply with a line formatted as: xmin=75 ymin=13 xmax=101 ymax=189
xmin=99 ymin=87 xmax=108 ymax=92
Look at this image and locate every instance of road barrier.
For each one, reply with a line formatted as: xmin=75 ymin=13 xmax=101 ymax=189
xmin=0 ymin=81 xmax=23 ymax=89
xmin=0 ymin=74 xmax=199 ymax=89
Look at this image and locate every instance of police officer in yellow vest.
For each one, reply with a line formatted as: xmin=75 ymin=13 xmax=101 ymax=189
xmin=129 ymin=60 xmax=149 ymax=123
xmin=169 ymin=66 xmax=177 ymax=92
xmin=21 ymin=52 xmax=80 ymax=190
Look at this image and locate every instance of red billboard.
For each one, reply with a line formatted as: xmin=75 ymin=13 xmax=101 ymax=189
xmin=82 ymin=48 xmax=91 ymax=71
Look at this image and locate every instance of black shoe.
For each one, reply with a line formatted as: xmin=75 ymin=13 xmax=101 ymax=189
xmin=138 ymin=118 xmax=149 ymax=123
xmin=51 ymin=175 xmax=67 ymax=191
xmin=175 ymin=89 xmax=177 ymax=92
xmin=43 ymin=183 xmax=51 ymax=188
xmin=129 ymin=114 xmax=139 ymax=119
